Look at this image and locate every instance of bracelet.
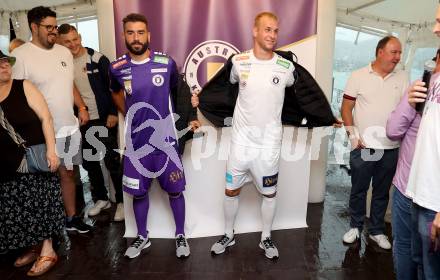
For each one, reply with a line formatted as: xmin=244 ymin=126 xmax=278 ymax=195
xmin=79 ymin=106 xmax=88 ymax=111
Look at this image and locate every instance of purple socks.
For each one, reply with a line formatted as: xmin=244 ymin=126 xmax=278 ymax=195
xmin=169 ymin=192 xmax=186 ymax=236
xmin=133 ymin=194 xmax=149 ymax=238
xmin=133 ymin=192 xmax=186 ymax=237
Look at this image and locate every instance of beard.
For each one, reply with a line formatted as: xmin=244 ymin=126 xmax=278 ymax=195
xmin=38 ymin=31 xmax=56 ymax=49
xmin=125 ymin=40 xmax=149 ymax=56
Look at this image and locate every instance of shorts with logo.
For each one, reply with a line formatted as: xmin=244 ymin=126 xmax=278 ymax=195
xmin=56 ymin=129 xmax=82 ymax=170
xmin=122 ymin=149 xmax=186 ymax=197
xmin=226 ymin=143 xmax=280 ymax=195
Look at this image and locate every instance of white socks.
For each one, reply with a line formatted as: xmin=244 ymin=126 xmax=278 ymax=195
xmin=224 ymin=195 xmax=239 ymax=238
xmin=261 ymin=196 xmax=277 ymax=241
xmin=223 ymin=194 xmax=276 ymax=241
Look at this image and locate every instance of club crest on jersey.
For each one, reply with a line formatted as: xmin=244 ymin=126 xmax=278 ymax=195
xmin=124 ymin=80 xmax=132 ymax=95
xmin=271 ymin=75 xmax=281 ymax=86
xmin=183 ymin=40 xmax=240 ymax=91
xmin=152 ymin=74 xmax=164 ymax=87
xmin=240 ymin=80 xmax=247 ymax=89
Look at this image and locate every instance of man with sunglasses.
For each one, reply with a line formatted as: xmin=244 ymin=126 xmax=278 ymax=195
xmin=11 ymin=6 xmax=92 ymax=233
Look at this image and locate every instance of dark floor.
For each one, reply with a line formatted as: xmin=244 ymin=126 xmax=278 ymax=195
xmin=0 ymin=166 xmax=395 ymax=279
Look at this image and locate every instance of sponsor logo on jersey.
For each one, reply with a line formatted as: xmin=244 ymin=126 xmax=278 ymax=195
xmin=272 ymin=75 xmax=281 ymax=85
xmin=226 ymin=172 xmax=233 ymax=184
xmin=152 ymin=74 xmax=165 ymax=86
xmin=112 ymin=59 xmax=128 ymax=69
xmin=151 ymin=67 xmax=168 ymax=73
xmin=120 ymin=68 xmax=131 ymax=74
xmin=263 ymin=173 xmax=278 ymax=188
xmin=153 ymin=56 xmax=169 ymax=65
xmin=123 ymin=175 xmax=140 ymax=189
xmin=61 ymin=61 xmax=67 ymax=67
xmin=276 ymin=59 xmax=290 ymax=69
xmin=183 ymin=40 xmax=240 ymax=91
xmin=124 ymin=80 xmax=132 ymax=95
xmin=236 ymin=55 xmax=250 ymax=61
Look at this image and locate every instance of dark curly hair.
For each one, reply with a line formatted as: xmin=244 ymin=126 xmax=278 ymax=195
xmin=122 ymin=13 xmax=148 ymax=30
xmin=27 ymin=6 xmax=57 ymax=30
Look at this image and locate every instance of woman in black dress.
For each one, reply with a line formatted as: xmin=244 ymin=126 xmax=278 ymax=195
xmin=0 ymin=50 xmax=63 ymax=277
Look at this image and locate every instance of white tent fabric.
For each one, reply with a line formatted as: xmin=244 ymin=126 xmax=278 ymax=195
xmin=0 ymin=12 xmax=9 ymax=36
xmin=11 ymin=11 xmax=30 ymax=41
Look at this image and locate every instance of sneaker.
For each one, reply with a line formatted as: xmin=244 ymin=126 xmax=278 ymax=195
xmin=66 ymin=216 xmax=93 ymax=233
xmin=175 ymin=234 xmax=190 ymax=258
xmin=114 ymin=203 xmax=125 ymax=222
xmin=88 ymin=200 xmax=111 ymax=217
xmin=369 ymin=234 xmax=392 ymax=250
xmin=259 ymin=237 xmax=279 ymax=259
xmin=124 ymin=235 xmax=151 ymax=259
xmin=343 ymin=228 xmax=360 ymax=244
xmin=211 ymin=234 xmax=235 ymax=255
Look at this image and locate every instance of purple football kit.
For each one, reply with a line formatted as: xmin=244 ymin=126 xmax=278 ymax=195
xmin=110 ymin=51 xmax=186 ymax=238
xmin=110 ymin=52 xmax=186 ymax=196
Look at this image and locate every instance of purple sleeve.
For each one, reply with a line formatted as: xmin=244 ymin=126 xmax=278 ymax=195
xmin=386 ymin=88 xmax=417 ymax=141
xmin=109 ymin=67 xmax=122 ymax=93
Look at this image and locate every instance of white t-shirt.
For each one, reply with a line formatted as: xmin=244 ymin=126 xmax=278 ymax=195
xmin=230 ymin=50 xmax=295 ymax=149
xmin=344 ymin=64 xmax=408 ymax=149
xmin=74 ymin=52 xmax=100 ymax=120
xmin=11 ymin=42 xmax=78 ymax=138
xmin=406 ymin=72 xmax=440 ymax=212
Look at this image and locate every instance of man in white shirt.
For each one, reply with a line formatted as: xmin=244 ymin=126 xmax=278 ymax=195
xmin=341 ymin=36 xmax=408 ymax=249
xmin=405 ymin=4 xmax=440 ymax=278
xmin=210 ymin=12 xmax=295 ymax=260
xmin=11 ymin=6 xmax=92 ymax=233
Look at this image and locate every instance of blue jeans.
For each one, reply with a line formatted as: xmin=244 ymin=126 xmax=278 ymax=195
xmin=349 ymin=148 xmax=398 ymax=234
xmin=392 ymin=187 xmax=417 ymax=280
xmin=411 ymin=203 xmax=440 ymax=280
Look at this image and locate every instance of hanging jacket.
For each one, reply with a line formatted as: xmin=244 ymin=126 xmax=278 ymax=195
xmin=198 ymin=50 xmax=336 ymax=128
xmin=174 ymin=73 xmax=198 ymax=154
xmin=84 ymin=47 xmax=118 ymax=120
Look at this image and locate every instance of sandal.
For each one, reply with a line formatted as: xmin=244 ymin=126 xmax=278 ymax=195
xmin=14 ymin=248 xmax=39 ymax=267
xmin=27 ymin=255 xmax=58 ymax=277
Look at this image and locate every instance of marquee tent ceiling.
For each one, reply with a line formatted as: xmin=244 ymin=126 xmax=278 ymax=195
xmin=337 ymin=0 xmax=438 ymax=25
xmin=0 ymin=0 xmax=79 ymax=11
xmin=0 ymin=0 xmax=436 ymax=26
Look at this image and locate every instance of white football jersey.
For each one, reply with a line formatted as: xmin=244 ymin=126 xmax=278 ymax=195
xmin=230 ymin=50 xmax=295 ymax=149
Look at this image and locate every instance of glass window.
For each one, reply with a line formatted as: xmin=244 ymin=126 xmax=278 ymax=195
xmin=77 ymin=19 xmax=100 ymax=51
xmin=410 ymin=47 xmax=437 ymax=82
xmin=332 ymin=26 xmax=383 ymax=113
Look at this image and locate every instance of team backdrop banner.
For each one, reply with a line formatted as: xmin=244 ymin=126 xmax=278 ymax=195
xmin=113 ymin=0 xmax=317 ymax=90
xmin=112 ymin=0 xmax=318 ymax=238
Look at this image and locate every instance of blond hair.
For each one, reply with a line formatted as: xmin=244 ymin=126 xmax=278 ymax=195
xmin=254 ymin=12 xmax=278 ymax=27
